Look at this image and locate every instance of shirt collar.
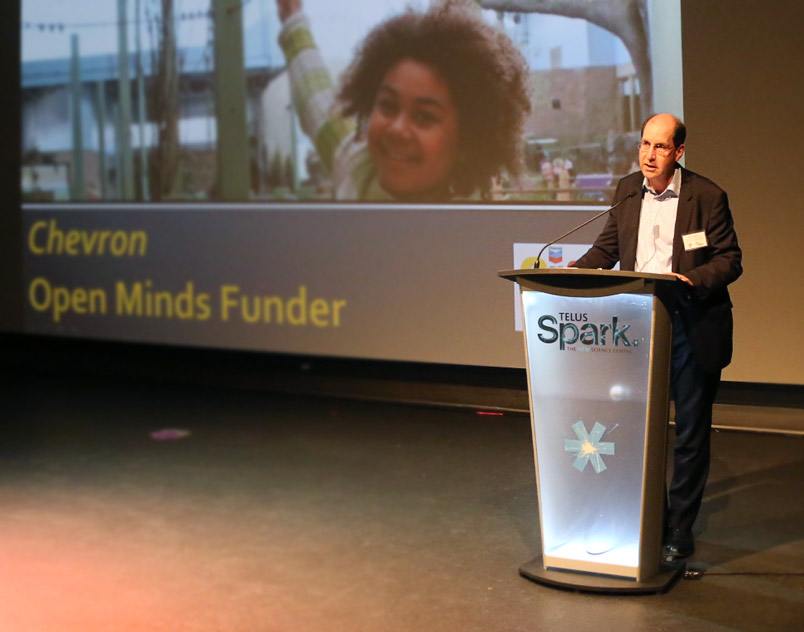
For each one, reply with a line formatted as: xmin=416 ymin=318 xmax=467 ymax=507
xmin=643 ymin=167 xmax=681 ymax=199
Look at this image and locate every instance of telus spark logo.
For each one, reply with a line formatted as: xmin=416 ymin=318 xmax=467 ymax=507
xmin=536 ymin=313 xmax=635 ymax=350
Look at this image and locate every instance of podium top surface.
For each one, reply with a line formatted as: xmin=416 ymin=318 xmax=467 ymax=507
xmin=498 ymin=268 xmax=680 ymax=296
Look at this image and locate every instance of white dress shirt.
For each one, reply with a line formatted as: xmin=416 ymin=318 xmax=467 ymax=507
xmin=635 ymin=168 xmax=681 ymax=273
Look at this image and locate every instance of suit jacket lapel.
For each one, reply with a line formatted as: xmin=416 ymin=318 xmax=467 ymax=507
xmin=673 ymin=167 xmax=695 ymax=272
xmin=619 ymin=177 xmax=644 ymax=270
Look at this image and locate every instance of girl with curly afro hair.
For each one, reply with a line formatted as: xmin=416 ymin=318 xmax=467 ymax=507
xmin=277 ymin=0 xmax=531 ymax=201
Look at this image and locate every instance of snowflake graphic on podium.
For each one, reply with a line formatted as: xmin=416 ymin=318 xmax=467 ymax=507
xmin=564 ymin=420 xmax=615 ymax=473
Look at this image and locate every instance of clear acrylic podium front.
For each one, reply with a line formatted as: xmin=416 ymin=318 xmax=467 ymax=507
xmin=499 ymin=269 xmax=685 ymax=593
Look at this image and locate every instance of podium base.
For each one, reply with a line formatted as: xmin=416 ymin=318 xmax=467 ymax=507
xmin=519 ymin=555 xmax=685 ymax=594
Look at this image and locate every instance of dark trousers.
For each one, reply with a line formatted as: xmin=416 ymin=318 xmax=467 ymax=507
xmin=667 ymin=311 xmax=722 ymax=534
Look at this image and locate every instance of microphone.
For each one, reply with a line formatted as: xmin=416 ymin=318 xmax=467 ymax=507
xmin=532 ymin=191 xmax=637 ymax=268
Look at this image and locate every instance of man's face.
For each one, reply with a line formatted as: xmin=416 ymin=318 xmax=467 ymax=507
xmin=639 ymin=115 xmax=685 ymax=189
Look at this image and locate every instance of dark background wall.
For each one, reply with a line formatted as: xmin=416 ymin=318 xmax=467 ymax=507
xmin=0 ymin=2 xmax=22 ymax=332
xmin=680 ymin=0 xmax=803 ymax=384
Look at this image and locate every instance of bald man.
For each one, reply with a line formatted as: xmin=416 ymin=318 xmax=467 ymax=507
xmin=574 ymin=114 xmax=742 ymax=559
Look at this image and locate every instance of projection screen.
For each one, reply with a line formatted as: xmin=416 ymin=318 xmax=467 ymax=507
xmin=16 ymin=0 xmax=684 ymax=370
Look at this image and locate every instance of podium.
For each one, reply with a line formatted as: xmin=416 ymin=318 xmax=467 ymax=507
xmin=499 ymin=268 xmax=685 ymax=593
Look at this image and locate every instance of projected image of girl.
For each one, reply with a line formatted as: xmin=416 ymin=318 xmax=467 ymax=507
xmin=275 ymin=0 xmax=531 ymax=201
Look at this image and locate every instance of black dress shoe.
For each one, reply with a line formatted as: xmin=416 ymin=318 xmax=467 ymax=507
xmin=664 ymin=528 xmax=694 ymax=559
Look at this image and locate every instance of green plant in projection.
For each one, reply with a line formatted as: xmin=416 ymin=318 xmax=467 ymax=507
xmin=267 ymin=150 xmax=283 ymax=190
xmin=284 ymin=155 xmax=295 ymax=192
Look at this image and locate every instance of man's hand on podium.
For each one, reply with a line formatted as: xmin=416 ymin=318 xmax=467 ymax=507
xmin=670 ymin=272 xmax=693 ymax=286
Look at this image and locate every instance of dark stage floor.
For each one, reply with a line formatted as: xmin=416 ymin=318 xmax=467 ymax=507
xmin=1 ymin=374 xmax=802 ymax=631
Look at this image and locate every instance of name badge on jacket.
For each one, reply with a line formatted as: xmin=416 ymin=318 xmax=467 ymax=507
xmin=682 ymin=231 xmax=708 ymax=251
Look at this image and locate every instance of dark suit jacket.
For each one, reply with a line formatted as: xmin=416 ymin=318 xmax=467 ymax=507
xmin=574 ymin=167 xmax=742 ymax=372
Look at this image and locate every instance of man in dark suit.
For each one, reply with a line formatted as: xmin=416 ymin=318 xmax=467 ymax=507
xmin=574 ymin=113 xmax=742 ymax=559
